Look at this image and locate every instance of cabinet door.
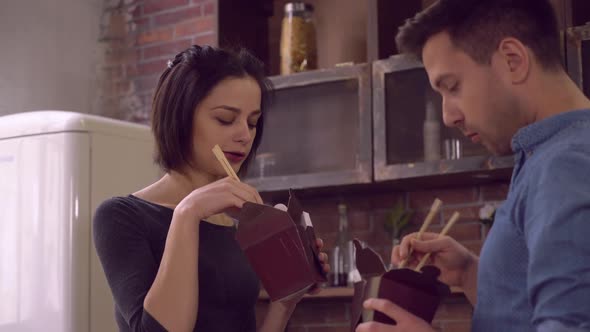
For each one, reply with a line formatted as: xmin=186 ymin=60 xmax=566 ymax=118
xmin=245 ymin=64 xmax=372 ymax=191
xmin=566 ymin=24 xmax=590 ymax=97
xmin=373 ymin=55 xmax=513 ymax=184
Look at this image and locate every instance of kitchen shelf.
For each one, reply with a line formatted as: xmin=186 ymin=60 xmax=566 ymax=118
xmin=258 ymin=286 xmax=464 ymax=301
xmin=219 ymin=0 xmax=423 ymax=76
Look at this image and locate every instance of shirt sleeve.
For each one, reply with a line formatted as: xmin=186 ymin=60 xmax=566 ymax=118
xmin=524 ymin=146 xmax=590 ymax=330
xmin=538 ymin=320 xmax=590 ymax=332
xmin=93 ymin=198 xmax=168 ymax=332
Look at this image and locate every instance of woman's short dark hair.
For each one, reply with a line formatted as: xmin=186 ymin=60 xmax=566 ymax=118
xmin=151 ymin=45 xmax=272 ymax=177
xmin=396 ymin=0 xmax=563 ymax=70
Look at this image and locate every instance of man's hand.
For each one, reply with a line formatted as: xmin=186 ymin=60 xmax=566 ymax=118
xmin=356 ymin=299 xmax=437 ymax=332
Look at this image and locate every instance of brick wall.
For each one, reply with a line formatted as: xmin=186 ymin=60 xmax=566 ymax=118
xmin=256 ymin=182 xmax=509 ymax=332
xmin=98 ymin=0 xmax=217 ymax=123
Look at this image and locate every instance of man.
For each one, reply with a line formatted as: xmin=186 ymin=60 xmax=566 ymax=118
xmin=357 ymin=0 xmax=590 ymax=331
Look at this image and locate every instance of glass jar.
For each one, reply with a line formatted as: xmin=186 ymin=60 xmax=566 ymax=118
xmin=280 ymin=2 xmax=317 ymax=75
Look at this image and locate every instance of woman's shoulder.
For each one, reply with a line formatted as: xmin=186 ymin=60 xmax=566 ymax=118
xmin=95 ymin=195 xmax=143 ymax=219
xmin=93 ymin=195 xmax=170 ymax=234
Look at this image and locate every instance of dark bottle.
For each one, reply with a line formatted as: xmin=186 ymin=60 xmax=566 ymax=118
xmin=330 ymin=203 xmax=352 ymax=287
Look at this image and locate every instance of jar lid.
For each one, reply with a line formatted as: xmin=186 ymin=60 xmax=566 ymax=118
xmin=284 ymin=2 xmax=314 ymax=14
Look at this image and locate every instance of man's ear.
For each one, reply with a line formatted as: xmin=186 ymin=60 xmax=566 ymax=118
xmin=496 ymin=37 xmax=531 ymax=84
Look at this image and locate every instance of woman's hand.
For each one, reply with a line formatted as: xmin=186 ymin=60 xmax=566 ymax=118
xmin=174 ymin=177 xmax=263 ymax=221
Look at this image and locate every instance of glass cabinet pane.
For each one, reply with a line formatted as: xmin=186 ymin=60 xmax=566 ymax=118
xmin=251 ymin=80 xmax=359 ymax=177
xmin=383 ymin=66 xmax=487 ymax=166
xmin=567 ymin=25 xmax=590 ymax=98
xmin=244 ymin=65 xmax=372 ymax=191
xmin=373 ymin=55 xmax=512 ymax=184
xmin=582 ymin=38 xmax=590 ymax=97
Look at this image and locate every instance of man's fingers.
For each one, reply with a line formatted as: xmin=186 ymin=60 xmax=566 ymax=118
xmin=363 ymin=298 xmax=408 ymax=321
xmin=411 ymin=237 xmax=449 ymax=254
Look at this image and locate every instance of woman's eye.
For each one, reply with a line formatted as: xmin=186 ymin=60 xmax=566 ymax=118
xmin=449 ymin=83 xmax=460 ymax=93
xmin=248 ymin=122 xmax=257 ymax=129
xmin=217 ymin=118 xmax=233 ymax=125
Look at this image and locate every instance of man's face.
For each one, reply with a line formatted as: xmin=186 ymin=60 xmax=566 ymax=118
xmin=422 ymin=31 xmax=523 ymax=156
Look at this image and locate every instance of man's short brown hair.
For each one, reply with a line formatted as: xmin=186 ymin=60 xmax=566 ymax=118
xmin=396 ymin=0 xmax=562 ymax=70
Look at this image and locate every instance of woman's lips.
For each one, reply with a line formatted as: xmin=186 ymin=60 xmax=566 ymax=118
xmin=224 ymin=152 xmax=245 ymax=163
xmin=469 ymin=133 xmax=481 ymax=144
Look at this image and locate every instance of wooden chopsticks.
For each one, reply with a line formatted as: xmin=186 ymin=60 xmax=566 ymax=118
xmin=397 ymin=198 xmax=460 ymax=273
xmin=414 ymin=211 xmax=460 ymax=272
xmin=212 ymin=144 xmax=240 ymax=181
xmin=399 ymin=198 xmax=442 ymax=268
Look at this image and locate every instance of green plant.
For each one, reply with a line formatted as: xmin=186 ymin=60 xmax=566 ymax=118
xmin=383 ymin=200 xmax=413 ymax=241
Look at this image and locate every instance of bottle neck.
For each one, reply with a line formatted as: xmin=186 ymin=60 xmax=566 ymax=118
xmin=285 ymin=10 xmax=312 ymax=20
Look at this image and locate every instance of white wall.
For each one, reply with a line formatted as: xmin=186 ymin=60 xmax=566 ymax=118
xmin=0 ymin=0 xmax=103 ymax=116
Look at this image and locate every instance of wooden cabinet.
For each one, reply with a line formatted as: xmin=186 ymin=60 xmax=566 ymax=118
xmin=372 ymin=55 xmax=514 ymax=186
xmin=244 ymin=64 xmax=373 ymax=192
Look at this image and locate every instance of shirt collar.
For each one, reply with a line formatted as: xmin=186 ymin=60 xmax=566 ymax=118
xmin=511 ymin=109 xmax=590 ymax=154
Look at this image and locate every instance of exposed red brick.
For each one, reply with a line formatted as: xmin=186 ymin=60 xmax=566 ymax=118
xmin=115 ymin=81 xmax=131 ymax=95
xmin=480 ymin=182 xmax=509 ymax=201
xmin=131 ymin=17 xmax=150 ymax=32
xmin=142 ymin=38 xmax=193 ymax=60
xmin=154 ymin=5 xmax=202 ymax=26
xmin=425 ymin=222 xmax=483 ymax=242
xmin=367 ymin=191 xmax=406 ymax=210
xmin=137 ymin=28 xmax=174 ymax=45
xmin=341 ymin=194 xmax=373 ymax=212
xmin=321 ymin=233 xmax=338 ymax=250
xmin=137 ymin=59 xmax=168 ymax=76
xmin=442 ymin=205 xmax=483 ymax=224
xmin=203 ymin=1 xmax=215 ymax=15
xmin=132 ymin=75 xmax=159 ymax=93
xmin=407 ymin=209 xmax=443 ymax=227
xmin=192 ymin=33 xmax=216 ymax=46
xmin=143 ymin=0 xmax=189 ymax=15
xmin=104 ymin=66 xmax=123 ymax=80
xmin=125 ymin=64 xmax=139 ymax=76
xmin=174 ymin=16 xmax=215 ymax=38
xmin=408 ymin=188 xmax=479 ymax=209
xmin=349 ymin=211 xmax=371 ymax=232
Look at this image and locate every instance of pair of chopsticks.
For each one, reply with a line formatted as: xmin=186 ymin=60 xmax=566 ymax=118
xmin=398 ymin=198 xmax=460 ymax=272
xmin=212 ymin=144 xmax=240 ymax=181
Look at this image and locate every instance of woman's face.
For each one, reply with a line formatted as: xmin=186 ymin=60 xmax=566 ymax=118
xmin=190 ymin=76 xmax=262 ymax=178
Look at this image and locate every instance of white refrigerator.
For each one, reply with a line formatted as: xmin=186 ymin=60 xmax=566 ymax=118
xmin=0 ymin=111 xmax=161 ymax=332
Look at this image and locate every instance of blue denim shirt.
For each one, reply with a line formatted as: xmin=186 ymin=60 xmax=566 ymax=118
xmin=472 ymin=109 xmax=590 ymax=332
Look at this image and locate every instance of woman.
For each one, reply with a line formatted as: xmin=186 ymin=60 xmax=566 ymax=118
xmin=93 ymin=45 xmax=329 ymax=332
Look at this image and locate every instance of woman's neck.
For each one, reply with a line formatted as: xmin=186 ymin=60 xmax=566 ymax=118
xmin=134 ymin=168 xmax=221 ymax=209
